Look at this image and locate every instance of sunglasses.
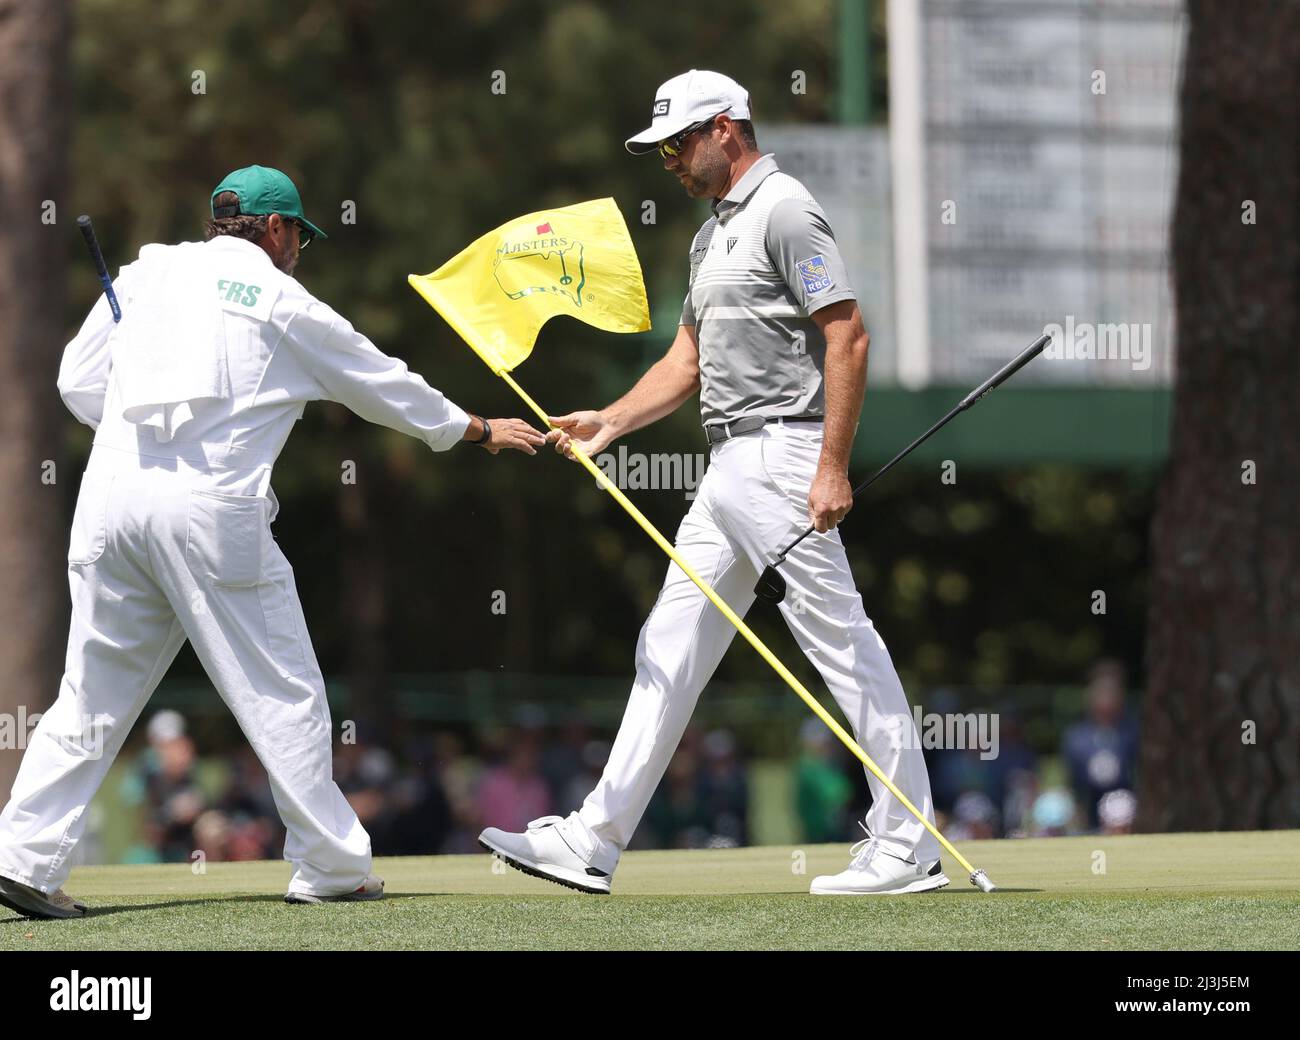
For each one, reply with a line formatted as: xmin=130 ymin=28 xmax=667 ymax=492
xmin=657 ymin=115 xmax=720 ymax=160
xmin=285 ymin=217 xmax=315 ymax=251
xmin=212 ymin=202 xmax=315 ymax=250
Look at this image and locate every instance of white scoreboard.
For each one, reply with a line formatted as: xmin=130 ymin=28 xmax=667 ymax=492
xmin=764 ymin=0 xmax=1186 ymax=388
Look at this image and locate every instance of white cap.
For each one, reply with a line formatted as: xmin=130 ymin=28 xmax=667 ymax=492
xmin=625 ymin=69 xmax=751 ymax=154
xmin=147 ymin=709 xmax=186 ymax=744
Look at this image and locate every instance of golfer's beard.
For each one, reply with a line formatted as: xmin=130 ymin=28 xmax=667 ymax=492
xmin=680 ymin=172 xmax=712 ymax=198
xmin=275 ymin=249 xmax=297 ymax=276
xmin=679 ymin=150 xmax=727 ymax=199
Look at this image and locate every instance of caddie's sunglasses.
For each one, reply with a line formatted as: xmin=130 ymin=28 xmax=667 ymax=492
xmin=286 ymin=218 xmax=315 ymax=251
xmin=658 ymin=115 xmax=720 ymax=160
xmin=212 ymin=202 xmax=314 ymax=250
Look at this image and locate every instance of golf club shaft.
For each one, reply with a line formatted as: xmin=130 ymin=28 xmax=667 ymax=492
xmin=958 ymin=331 xmax=1051 ymax=410
xmin=77 ymin=215 xmax=121 ymax=323
xmin=774 ymin=332 xmax=1051 ymax=563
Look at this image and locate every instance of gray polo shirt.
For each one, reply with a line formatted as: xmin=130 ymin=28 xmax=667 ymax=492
xmin=681 ymin=153 xmax=856 ymax=428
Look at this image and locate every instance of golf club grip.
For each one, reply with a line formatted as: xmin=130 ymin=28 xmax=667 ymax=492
xmin=772 ymin=331 xmax=1052 ymax=562
xmin=958 ymin=332 xmax=1050 ymax=410
xmin=77 ymin=215 xmax=121 ymax=322
xmin=844 ymin=331 xmax=1050 ymax=499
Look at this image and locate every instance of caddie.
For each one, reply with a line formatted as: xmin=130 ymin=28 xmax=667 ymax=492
xmin=479 ymin=71 xmax=946 ymax=895
xmin=0 ymin=165 xmax=545 ymax=920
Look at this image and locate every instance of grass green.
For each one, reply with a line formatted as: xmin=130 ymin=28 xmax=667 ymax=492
xmin=3 ymin=831 xmax=1296 ymax=950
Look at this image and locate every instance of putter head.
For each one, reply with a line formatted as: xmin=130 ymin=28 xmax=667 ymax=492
xmin=754 ymin=565 xmax=787 ymax=605
xmin=969 ymin=869 xmax=996 ymax=893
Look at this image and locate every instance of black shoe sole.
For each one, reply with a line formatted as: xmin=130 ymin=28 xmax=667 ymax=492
xmin=478 ymin=839 xmax=609 ymax=895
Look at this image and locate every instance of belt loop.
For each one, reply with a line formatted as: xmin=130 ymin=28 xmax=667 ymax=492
xmin=724 ymin=421 xmax=733 ymax=440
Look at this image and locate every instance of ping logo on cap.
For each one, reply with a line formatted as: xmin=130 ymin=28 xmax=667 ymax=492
xmin=652 ymin=98 xmax=671 ymax=117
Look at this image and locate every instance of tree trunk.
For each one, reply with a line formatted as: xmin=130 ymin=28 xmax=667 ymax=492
xmin=0 ymin=0 xmax=72 ymax=799
xmin=1139 ymin=1 xmax=1300 ymax=830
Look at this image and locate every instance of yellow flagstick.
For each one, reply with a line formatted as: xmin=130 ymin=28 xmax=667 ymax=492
xmin=497 ymin=369 xmax=996 ymax=892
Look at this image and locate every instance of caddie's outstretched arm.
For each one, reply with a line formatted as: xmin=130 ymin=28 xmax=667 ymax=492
xmin=286 ymin=299 xmax=544 ymax=455
xmin=547 ymin=322 xmax=700 ymax=459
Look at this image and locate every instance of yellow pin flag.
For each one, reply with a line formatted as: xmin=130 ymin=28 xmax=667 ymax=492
xmin=407 ymin=197 xmax=650 ymax=374
xmin=409 ymin=199 xmax=995 ymax=892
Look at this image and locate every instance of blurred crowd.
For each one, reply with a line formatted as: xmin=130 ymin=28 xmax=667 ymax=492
xmin=796 ymin=658 xmax=1139 ymax=843
xmin=116 ymin=659 xmax=1138 ymax=865
xmin=116 ymin=710 xmax=750 ymax=865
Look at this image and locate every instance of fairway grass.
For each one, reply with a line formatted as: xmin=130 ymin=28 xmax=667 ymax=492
xmin=2 ymin=831 xmax=1296 ymax=951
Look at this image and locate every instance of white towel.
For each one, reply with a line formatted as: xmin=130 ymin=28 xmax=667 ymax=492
xmin=112 ymin=242 xmax=231 ymax=443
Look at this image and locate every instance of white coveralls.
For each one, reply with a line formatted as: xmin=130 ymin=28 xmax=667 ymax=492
xmin=0 ymin=236 xmax=469 ymax=898
xmin=574 ymin=155 xmax=941 ymax=870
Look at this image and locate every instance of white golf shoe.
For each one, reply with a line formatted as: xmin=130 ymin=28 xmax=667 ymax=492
xmin=479 ymin=813 xmax=614 ymax=894
xmin=810 ymin=825 xmax=950 ymax=896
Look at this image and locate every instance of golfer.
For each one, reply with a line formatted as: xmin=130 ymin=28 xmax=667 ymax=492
xmin=480 ymin=71 xmax=945 ymax=895
xmin=0 ymin=165 xmax=545 ymax=920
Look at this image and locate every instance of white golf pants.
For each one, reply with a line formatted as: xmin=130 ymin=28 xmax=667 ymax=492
xmin=0 ymin=450 xmax=370 ymax=897
xmin=578 ymin=422 xmax=941 ymax=868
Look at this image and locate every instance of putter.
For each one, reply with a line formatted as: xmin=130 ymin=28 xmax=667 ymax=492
xmin=754 ymin=331 xmax=1051 ymax=605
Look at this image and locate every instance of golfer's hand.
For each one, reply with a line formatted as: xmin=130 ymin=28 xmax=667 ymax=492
xmin=547 ymin=410 xmax=616 ymax=460
xmin=483 ymin=418 xmax=547 ymax=455
xmin=808 ymin=467 xmax=853 ymax=532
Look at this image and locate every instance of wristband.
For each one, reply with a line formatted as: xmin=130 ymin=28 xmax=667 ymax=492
xmin=472 ymin=417 xmax=492 ymax=446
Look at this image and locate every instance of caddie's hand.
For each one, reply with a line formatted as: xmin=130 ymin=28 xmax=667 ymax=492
xmin=808 ymin=467 xmax=853 ymax=533
xmin=546 ymin=410 xmax=615 ymax=460
xmin=482 ymin=417 xmax=546 ymax=455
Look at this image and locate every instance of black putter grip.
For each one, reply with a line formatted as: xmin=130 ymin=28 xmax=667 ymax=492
xmin=768 ymin=328 xmax=1052 ymax=567
xmin=77 ymin=215 xmax=122 ymax=322
xmin=959 ymin=332 xmax=1050 ymax=410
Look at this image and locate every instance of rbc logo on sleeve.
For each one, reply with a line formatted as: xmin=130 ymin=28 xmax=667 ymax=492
xmin=796 ymin=254 xmax=833 ymax=295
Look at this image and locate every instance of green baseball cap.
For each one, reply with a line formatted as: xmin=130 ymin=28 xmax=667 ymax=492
xmin=210 ymin=165 xmax=327 ymax=242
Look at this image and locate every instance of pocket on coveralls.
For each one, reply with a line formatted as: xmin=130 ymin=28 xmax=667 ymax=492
xmin=185 ymin=490 xmax=266 ymax=588
xmin=67 ymin=469 xmax=114 ymax=566
xmin=257 ymin=579 xmax=311 ymax=679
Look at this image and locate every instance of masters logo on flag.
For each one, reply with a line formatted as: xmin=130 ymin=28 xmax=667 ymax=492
xmin=408 ymin=197 xmax=650 ymax=374
xmin=493 ymin=222 xmax=586 ymax=308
